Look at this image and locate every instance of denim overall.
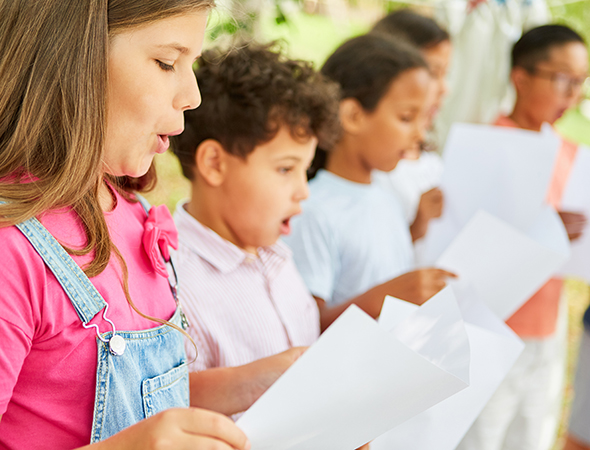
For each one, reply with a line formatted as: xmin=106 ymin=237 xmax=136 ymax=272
xmin=13 ymin=199 xmax=190 ymax=443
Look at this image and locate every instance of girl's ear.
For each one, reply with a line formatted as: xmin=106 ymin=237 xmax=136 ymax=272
xmin=339 ymin=98 xmax=367 ymax=135
xmin=195 ymin=139 xmax=228 ymax=187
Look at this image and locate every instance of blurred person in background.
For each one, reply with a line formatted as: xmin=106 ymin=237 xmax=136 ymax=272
xmin=458 ymin=24 xmax=589 ymax=450
xmin=371 ymin=9 xmax=452 ymax=257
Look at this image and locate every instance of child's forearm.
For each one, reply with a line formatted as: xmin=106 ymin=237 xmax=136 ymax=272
xmin=190 ymin=366 xmax=260 ymax=416
xmin=189 ymin=348 xmax=305 ymax=416
xmin=410 ymin=212 xmax=429 ymax=241
xmin=316 ymin=268 xmax=455 ymax=331
xmin=315 ymin=284 xmax=388 ymax=331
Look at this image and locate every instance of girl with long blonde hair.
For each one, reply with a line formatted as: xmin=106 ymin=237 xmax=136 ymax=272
xmin=0 ymin=1 xmax=250 ymax=448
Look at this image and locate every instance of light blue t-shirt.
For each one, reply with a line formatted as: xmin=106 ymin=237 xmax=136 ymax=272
xmin=284 ymin=169 xmax=414 ymax=306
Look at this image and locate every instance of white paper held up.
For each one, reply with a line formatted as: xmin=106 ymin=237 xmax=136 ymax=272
xmin=420 ymin=123 xmax=559 ymax=265
xmin=237 ymin=289 xmax=471 ymax=450
xmin=436 ymin=208 xmax=570 ymax=321
xmin=372 ymin=295 xmax=524 ymax=450
xmin=558 ymin=145 xmax=590 ymax=282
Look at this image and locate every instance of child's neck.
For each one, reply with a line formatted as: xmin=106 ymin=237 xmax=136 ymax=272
xmin=325 ymin=138 xmax=372 ymax=184
xmin=185 ymin=189 xmax=258 ymax=255
xmin=509 ymin=101 xmax=543 ymax=132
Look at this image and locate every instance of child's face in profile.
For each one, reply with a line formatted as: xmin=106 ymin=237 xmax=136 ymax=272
xmin=220 ymin=126 xmax=316 ymax=253
xmin=356 ymin=67 xmax=431 ymax=172
xmin=104 ymin=11 xmax=207 ymax=178
xmin=515 ymin=42 xmax=588 ymax=125
xmin=422 ymin=39 xmax=452 ymax=122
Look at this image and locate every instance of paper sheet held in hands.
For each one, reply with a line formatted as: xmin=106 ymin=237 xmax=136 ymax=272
xmin=420 ymin=123 xmax=559 ymax=265
xmin=436 ymin=209 xmax=570 ymax=321
xmin=372 ymin=207 xmax=568 ymax=450
xmin=558 ymin=145 xmax=590 ymax=282
xmin=372 ymin=294 xmax=524 ymax=450
xmin=236 ymin=288 xmax=470 ymax=450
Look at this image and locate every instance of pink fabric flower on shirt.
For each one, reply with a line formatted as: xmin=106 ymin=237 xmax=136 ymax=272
xmin=142 ymin=204 xmax=178 ymax=278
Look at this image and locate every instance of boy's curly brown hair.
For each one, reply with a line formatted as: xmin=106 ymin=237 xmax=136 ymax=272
xmin=172 ymin=42 xmax=341 ymax=180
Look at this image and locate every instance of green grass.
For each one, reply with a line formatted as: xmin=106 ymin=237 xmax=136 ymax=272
xmin=556 ymin=280 xmax=589 ymax=449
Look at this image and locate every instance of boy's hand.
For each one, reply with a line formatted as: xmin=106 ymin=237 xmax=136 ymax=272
xmin=558 ymin=211 xmax=587 ymax=241
xmin=385 ymin=268 xmax=457 ymax=305
xmin=244 ymin=347 xmax=307 ymax=406
xmin=189 ymin=347 xmax=307 ymax=415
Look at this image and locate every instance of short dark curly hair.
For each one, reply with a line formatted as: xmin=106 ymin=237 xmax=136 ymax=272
xmin=171 ymin=43 xmax=341 ymax=180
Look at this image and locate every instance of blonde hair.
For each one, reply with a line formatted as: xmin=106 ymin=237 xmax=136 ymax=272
xmin=0 ymin=0 xmax=213 ymax=343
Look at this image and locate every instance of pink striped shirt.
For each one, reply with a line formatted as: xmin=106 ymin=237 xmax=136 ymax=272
xmin=174 ymin=203 xmax=320 ymax=371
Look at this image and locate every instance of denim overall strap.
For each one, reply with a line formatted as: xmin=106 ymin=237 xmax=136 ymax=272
xmin=135 ymin=194 xmax=151 ymax=215
xmin=14 ymin=217 xmax=106 ymax=324
xmin=86 ymin=193 xmax=190 ymax=443
xmin=90 ymin=308 xmax=189 ymax=443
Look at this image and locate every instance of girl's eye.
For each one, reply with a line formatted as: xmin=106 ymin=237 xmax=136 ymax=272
xmin=278 ymin=167 xmax=294 ymax=174
xmin=156 ymin=60 xmax=175 ymax=72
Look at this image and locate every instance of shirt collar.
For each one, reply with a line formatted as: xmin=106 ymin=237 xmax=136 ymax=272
xmin=174 ymin=200 xmax=290 ymax=274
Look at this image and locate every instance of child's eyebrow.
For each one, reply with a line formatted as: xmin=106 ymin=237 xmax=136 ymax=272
xmin=274 ymin=155 xmax=302 ymax=162
xmin=155 ymin=43 xmax=190 ymax=54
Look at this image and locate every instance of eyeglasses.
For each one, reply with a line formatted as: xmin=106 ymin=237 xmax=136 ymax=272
xmin=528 ymin=67 xmax=589 ymax=96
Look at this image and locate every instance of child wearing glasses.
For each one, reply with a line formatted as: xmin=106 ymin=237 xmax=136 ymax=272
xmin=170 ymin=44 xmax=340 ymax=416
xmin=459 ymin=24 xmax=589 ymax=450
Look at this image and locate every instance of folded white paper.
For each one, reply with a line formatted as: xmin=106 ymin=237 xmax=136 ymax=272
xmin=420 ymin=123 xmax=560 ymax=265
xmin=372 ymin=294 xmax=524 ymax=450
xmin=558 ymin=145 xmax=590 ymax=282
xmin=236 ymin=289 xmax=471 ymax=450
xmin=371 ymin=207 xmax=568 ymax=450
xmin=436 ymin=208 xmax=570 ymax=321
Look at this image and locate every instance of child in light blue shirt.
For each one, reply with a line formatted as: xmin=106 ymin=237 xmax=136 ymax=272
xmin=285 ymin=34 xmax=455 ymax=331
xmin=288 ymin=170 xmax=413 ymax=306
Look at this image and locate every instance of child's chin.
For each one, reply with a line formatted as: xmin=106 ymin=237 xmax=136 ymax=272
xmin=377 ymin=160 xmax=400 ymax=173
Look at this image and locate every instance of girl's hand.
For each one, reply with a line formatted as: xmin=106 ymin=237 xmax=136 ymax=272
xmin=385 ymin=268 xmax=457 ymax=305
xmin=417 ymin=188 xmax=444 ymax=221
xmin=86 ymin=408 xmax=250 ymax=450
xmin=411 ymin=188 xmax=444 ymax=241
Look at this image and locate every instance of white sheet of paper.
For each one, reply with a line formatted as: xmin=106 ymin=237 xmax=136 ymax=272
xmin=372 ymin=295 xmax=524 ymax=450
xmin=420 ymin=123 xmax=560 ymax=265
xmin=558 ymin=145 xmax=590 ymax=282
xmin=435 ymin=209 xmax=570 ymax=321
xmin=237 ymin=289 xmax=471 ymax=450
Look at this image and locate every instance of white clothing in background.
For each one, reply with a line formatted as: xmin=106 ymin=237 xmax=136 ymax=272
xmin=457 ymin=291 xmax=568 ymax=450
xmin=375 ymin=151 xmax=444 ymax=223
xmin=284 ymin=169 xmax=414 ymax=306
xmin=433 ymin=0 xmax=549 ymax=146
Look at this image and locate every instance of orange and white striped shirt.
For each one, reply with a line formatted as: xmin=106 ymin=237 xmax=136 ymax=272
xmin=174 ymin=202 xmax=320 ymax=371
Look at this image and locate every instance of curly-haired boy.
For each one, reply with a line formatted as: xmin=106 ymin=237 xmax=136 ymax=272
xmin=171 ymin=43 xmax=340 ymax=416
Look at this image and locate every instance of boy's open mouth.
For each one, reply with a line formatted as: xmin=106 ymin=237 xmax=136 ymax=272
xmin=280 ymin=217 xmax=291 ymax=235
